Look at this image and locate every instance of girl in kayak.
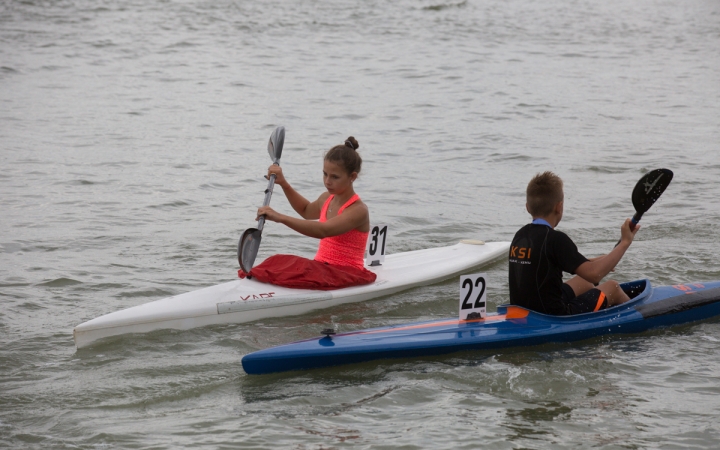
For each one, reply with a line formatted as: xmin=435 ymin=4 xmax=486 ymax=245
xmin=239 ymin=136 xmax=376 ymax=289
xmin=508 ymin=171 xmax=639 ymax=315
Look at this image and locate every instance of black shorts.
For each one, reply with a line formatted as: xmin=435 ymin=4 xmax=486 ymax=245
xmin=561 ymin=283 xmax=608 ymax=315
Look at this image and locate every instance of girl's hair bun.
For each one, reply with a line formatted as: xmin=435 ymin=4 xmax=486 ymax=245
xmin=344 ymin=136 xmax=359 ymax=150
xmin=326 ymin=136 xmax=363 ymax=174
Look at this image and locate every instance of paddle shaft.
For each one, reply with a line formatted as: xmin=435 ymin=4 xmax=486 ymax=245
xmin=237 ymin=126 xmax=286 ymax=272
xmin=256 ymin=169 xmax=278 ymax=232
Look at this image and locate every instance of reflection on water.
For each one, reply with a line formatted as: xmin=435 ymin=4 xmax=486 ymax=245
xmin=505 ymin=400 xmax=571 ymax=439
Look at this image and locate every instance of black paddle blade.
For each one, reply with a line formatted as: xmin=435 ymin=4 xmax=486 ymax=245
xmin=268 ymin=126 xmax=285 ymax=163
xmin=631 ymin=169 xmax=673 ymax=217
xmin=238 ymin=228 xmax=262 ymax=273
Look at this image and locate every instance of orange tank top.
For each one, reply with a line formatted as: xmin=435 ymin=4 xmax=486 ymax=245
xmin=314 ymin=194 xmax=369 ymax=269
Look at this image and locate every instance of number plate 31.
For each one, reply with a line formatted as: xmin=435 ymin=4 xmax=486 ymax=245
xmin=459 ymin=273 xmax=487 ymax=320
xmin=365 ymin=224 xmax=388 ymax=266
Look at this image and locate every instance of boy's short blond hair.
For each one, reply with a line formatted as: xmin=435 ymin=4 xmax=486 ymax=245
xmin=526 ymin=171 xmax=564 ymax=217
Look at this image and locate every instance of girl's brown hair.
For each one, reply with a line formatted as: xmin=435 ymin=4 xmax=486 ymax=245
xmin=325 ymin=136 xmax=362 ymax=175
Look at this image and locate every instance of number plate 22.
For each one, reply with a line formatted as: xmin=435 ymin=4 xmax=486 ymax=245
xmin=459 ymin=273 xmax=487 ymax=320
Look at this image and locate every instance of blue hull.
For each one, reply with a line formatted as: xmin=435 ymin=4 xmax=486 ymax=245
xmin=242 ymin=280 xmax=720 ymax=375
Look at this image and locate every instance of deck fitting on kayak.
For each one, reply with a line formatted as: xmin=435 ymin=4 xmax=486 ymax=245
xmin=321 ymin=328 xmax=336 ymax=337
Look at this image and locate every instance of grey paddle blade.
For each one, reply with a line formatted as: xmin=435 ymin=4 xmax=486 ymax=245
xmin=268 ymin=126 xmax=285 ymax=164
xmin=238 ymin=227 xmax=262 ymax=273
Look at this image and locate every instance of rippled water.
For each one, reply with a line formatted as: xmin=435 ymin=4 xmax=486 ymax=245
xmin=2 ymin=0 xmax=720 ymax=448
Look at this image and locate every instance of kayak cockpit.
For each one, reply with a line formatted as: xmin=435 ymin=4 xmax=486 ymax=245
xmin=621 ymin=279 xmax=649 ymax=301
xmin=495 ymin=279 xmax=652 ymax=319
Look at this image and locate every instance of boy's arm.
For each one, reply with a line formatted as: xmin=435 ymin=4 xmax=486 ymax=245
xmin=587 ymin=255 xmax=616 ymax=273
xmin=575 ymin=219 xmax=639 ymax=284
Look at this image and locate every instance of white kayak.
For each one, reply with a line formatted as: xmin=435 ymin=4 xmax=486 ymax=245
xmin=73 ymin=240 xmax=510 ymax=348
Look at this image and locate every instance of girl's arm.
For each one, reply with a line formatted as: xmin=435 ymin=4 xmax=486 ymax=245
xmin=257 ymin=202 xmax=369 ymax=239
xmin=267 ymin=165 xmax=324 ymax=220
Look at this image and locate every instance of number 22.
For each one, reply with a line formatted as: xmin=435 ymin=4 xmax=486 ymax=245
xmin=461 ymin=277 xmax=486 ymax=310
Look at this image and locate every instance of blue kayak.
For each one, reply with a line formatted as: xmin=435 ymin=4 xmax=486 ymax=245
xmin=242 ymin=280 xmax=720 ymax=375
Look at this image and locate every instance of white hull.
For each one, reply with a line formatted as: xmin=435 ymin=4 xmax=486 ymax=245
xmin=73 ymin=241 xmax=510 ymax=348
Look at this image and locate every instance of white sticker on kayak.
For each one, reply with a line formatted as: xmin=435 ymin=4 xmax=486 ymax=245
xmin=459 ymin=273 xmax=487 ymax=320
xmin=365 ymin=224 xmax=388 ymax=266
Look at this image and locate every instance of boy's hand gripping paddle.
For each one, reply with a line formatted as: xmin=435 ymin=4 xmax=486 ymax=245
xmin=615 ymin=168 xmax=673 ymax=246
xmin=238 ymin=126 xmax=285 ymax=272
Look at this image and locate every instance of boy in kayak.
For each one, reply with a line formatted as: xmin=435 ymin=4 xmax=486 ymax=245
xmin=239 ymin=136 xmax=376 ymax=290
xmin=508 ymin=171 xmax=639 ymax=315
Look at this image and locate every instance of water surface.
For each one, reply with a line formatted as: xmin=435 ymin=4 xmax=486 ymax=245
xmin=1 ymin=0 xmax=720 ymax=448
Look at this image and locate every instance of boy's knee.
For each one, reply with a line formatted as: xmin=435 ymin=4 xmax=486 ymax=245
xmin=598 ymin=280 xmax=621 ymax=297
xmin=601 ymin=280 xmax=630 ymax=305
xmin=603 ymin=280 xmax=620 ymax=290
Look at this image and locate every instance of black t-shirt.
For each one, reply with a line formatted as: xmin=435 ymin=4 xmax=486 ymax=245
xmin=508 ymin=223 xmax=589 ymax=315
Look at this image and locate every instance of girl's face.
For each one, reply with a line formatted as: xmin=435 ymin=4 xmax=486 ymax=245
xmin=323 ymin=160 xmax=357 ymax=195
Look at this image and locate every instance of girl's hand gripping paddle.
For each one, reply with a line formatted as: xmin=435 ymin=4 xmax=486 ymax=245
xmin=238 ymin=126 xmax=285 ymax=272
xmin=615 ymin=168 xmax=673 ymax=246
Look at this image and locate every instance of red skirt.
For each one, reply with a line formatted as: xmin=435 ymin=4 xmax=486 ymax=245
xmin=238 ymin=254 xmax=377 ymax=290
